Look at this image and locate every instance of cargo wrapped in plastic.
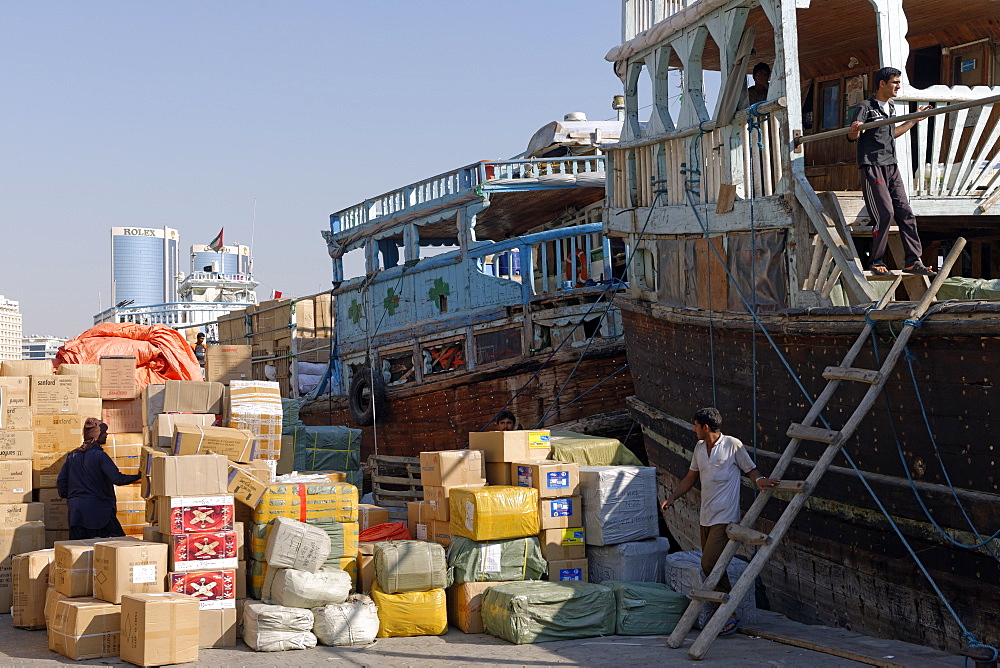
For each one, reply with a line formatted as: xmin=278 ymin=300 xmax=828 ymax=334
xmin=373 ymin=540 xmax=449 ymax=593
xmin=248 ymin=559 xmax=267 ymax=600
xmin=313 ymin=595 xmax=380 ymax=647
xmin=586 ymin=538 xmax=671 ymax=584
xmin=266 ymin=567 xmax=352 ymax=608
xmin=287 ymin=425 xmax=362 ymax=490
xmin=242 ymin=602 xmax=317 ymax=652
xmin=664 ymin=551 xmax=757 ymax=628
xmin=481 ymin=581 xmax=616 ymax=644
xmin=602 ymin=580 xmax=688 ymax=635
xmin=264 ymin=517 xmax=330 ymax=573
xmin=253 ymin=478 xmax=358 ymax=524
xmin=448 ymin=536 xmax=546 ymax=584
xmin=369 ymin=583 xmax=447 ymax=638
xmin=578 ymin=466 xmax=658 ymax=545
xmin=548 ymin=431 xmax=643 ymax=466
xmin=449 ymin=486 xmax=539 ymax=541
xmin=250 ymin=519 xmax=358 ymax=565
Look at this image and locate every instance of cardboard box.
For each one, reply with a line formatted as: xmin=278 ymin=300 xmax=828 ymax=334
xmin=57 ymin=364 xmax=101 ymax=398
xmin=158 ymin=495 xmax=235 ymax=535
xmin=357 ymin=542 xmax=376 ymax=593
xmin=106 ymin=433 xmax=142 ymax=475
xmin=547 ymin=558 xmax=588 ymax=582
xmin=226 ymin=464 xmax=267 ymax=508
xmin=142 ymin=526 xmax=163 ymax=543
xmin=485 ymin=461 xmax=512 ymax=486
xmin=0 ymin=460 xmax=32 ymax=502
xmin=0 ymin=502 xmax=44 ymax=525
xmin=169 ymin=569 xmax=237 ymax=609
xmin=513 ymin=460 xmax=580 ymax=498
xmin=101 ymin=398 xmax=143 ymax=434
xmin=228 ymin=380 xmax=281 ymax=408
xmin=54 ymin=538 xmax=107 ymax=597
xmin=43 ymin=585 xmax=71 ymax=624
xmin=99 ymin=356 xmax=138 ymax=400
xmin=77 ymin=397 xmax=102 ymax=421
xmin=205 ymin=345 xmax=252 ymax=385
xmin=151 ymin=413 xmax=215 ymax=450
xmin=468 ymin=429 xmax=551 ymax=463
xmin=430 ymin=519 xmax=451 ymax=548
xmin=448 ymin=581 xmax=516 ymax=633
xmin=32 ymin=414 xmax=83 ymax=453
xmin=173 ymin=424 xmax=256 ymax=462
xmin=4 ymin=406 xmax=33 ymax=430
xmin=32 ymin=451 xmax=66 ymax=489
xmin=419 ymin=449 xmax=486 ymax=487
xmin=11 ymin=548 xmax=53 ymax=629
xmin=538 ymin=496 xmax=582 ymax=530
xmin=2 ymin=361 xmax=52 ymax=377
xmin=48 ymin=597 xmax=121 ymax=660
xmin=141 ymin=383 xmax=166 ymax=435
xmin=0 ymin=376 xmax=31 ymax=408
xmin=236 ymin=558 xmax=246 ymax=598
xmin=93 ymin=540 xmax=168 ymax=603
xmin=0 ymin=430 xmax=32 ymax=460
xmin=38 ymin=488 xmax=68 ymax=530
xmin=30 ymin=375 xmax=78 ymax=415
xmin=406 ymin=500 xmax=432 ymax=540
xmin=168 ymin=531 xmax=239 ymax=572
xmin=358 ymin=504 xmax=390 ymax=530
xmin=140 ymin=444 xmax=169 ymax=479
xmin=150 ymin=453 xmax=228 ymax=497
xmin=422 ymin=483 xmax=488 ymax=522
xmin=120 ymin=592 xmax=200 ymax=666
xmin=228 ymin=408 xmax=281 ymax=461
xmin=200 ymin=606 xmax=238 ymax=647
xmin=163 ymin=380 xmax=224 ymax=414
xmin=0 ymin=521 xmax=45 ymax=609
xmin=539 ymin=527 xmax=586 ymax=561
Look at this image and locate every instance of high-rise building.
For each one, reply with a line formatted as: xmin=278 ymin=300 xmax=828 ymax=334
xmin=22 ymin=335 xmax=67 ymax=360
xmin=190 ymin=243 xmax=252 ymax=276
xmin=111 ymin=227 xmax=181 ymax=307
xmin=0 ymin=295 xmax=23 ymax=361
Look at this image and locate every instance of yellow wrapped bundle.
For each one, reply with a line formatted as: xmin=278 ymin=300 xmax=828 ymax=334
xmin=450 ymin=485 xmax=539 ymax=541
xmin=337 ymin=557 xmax=357 ymax=588
xmin=370 ymin=583 xmax=447 ymax=637
xmin=252 ymin=482 xmax=358 ymax=524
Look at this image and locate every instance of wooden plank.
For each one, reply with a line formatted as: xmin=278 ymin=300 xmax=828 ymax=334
xmin=821 ymin=366 xmax=882 ymax=384
xmin=715 ymin=183 xmax=737 ymax=213
xmin=370 ymin=488 xmax=423 ymax=498
xmin=786 ymin=423 xmax=840 ymax=444
xmin=370 ymin=475 xmax=421 ymax=486
xmin=725 ymin=523 xmax=771 ymax=545
xmin=689 ymin=590 xmax=729 ymax=603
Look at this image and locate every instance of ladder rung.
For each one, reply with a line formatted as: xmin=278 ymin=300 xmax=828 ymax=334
xmin=770 ymin=480 xmax=808 ymax=492
xmin=786 ymin=423 xmax=840 ymax=444
xmin=864 ymin=270 xmax=929 ymax=282
xmin=822 ymin=366 xmax=883 ymax=384
xmin=689 ymin=590 xmax=729 ymax=603
xmin=725 ymin=523 xmax=771 ymax=546
xmin=849 ymin=224 xmax=898 ymax=236
xmin=866 ymin=308 xmax=925 ymax=321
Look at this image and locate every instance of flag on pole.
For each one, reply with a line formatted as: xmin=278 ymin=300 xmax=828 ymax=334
xmin=271 ymin=290 xmax=283 ymax=299
xmin=208 ymin=228 xmax=224 ymax=252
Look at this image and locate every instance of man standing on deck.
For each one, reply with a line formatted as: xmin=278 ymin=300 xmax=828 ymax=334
xmin=847 ymin=66 xmax=935 ymax=276
xmin=660 ymin=407 xmax=779 ymax=635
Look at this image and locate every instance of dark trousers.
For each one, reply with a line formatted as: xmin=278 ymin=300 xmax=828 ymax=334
xmin=69 ymin=517 xmax=126 ymax=540
xmin=860 ymin=164 xmax=923 ymax=267
xmin=700 ymin=523 xmax=732 ymax=593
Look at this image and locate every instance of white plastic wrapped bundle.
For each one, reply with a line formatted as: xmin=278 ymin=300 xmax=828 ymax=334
xmin=243 ymin=602 xmax=318 ymax=652
xmin=663 ymin=551 xmax=757 ymax=628
xmin=578 ymin=466 xmax=658 ymax=545
xmin=267 ymin=567 xmax=352 ymax=608
xmin=265 ymin=516 xmax=331 ymax=573
xmin=312 ymin=594 xmax=380 ymax=647
xmin=586 ymin=537 xmax=671 ymax=584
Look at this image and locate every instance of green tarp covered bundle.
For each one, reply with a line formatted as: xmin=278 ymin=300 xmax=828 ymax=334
xmin=281 ymin=398 xmax=303 ymax=432
xmin=288 ymin=425 xmax=362 ymax=489
xmin=250 ymin=518 xmax=354 ymax=568
xmin=936 ymin=276 xmax=1000 ymax=300
xmin=602 ymin=580 xmax=688 ymax=635
xmin=374 ymin=540 xmax=451 ymax=593
xmin=482 ymin=581 xmax=615 ymax=644
xmin=448 ymin=536 xmax=546 ymax=584
xmin=548 ymin=431 xmax=642 ymax=466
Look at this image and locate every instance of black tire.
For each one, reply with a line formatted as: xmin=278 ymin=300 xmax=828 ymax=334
xmin=348 ymin=366 xmax=386 ymax=426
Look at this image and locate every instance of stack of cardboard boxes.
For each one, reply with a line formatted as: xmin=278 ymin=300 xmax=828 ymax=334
xmin=409 ymin=449 xmax=488 ymax=548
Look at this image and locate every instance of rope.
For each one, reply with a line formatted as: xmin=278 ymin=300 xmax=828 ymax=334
xmin=747 ymin=101 xmax=770 ymax=466
xmin=534 ymin=363 xmax=630 ymax=425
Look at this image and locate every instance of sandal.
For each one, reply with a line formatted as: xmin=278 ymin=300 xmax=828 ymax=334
xmin=719 ymin=617 xmax=741 ymax=636
xmin=869 ymin=262 xmax=890 ymax=275
xmin=903 ymin=263 xmax=936 ymax=276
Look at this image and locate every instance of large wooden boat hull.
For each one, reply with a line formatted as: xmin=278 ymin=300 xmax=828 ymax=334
xmin=301 ymin=340 xmax=634 ymax=459
xmin=619 ymin=298 xmax=999 ymax=652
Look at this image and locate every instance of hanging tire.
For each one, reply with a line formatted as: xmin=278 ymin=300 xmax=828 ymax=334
xmin=348 ymin=366 xmax=386 ymax=426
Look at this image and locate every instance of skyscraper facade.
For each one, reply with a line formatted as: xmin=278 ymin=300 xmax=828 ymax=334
xmin=0 ymin=295 xmax=23 ymax=361
xmin=111 ymin=227 xmax=180 ymax=306
xmin=190 ymin=244 xmax=252 ymax=276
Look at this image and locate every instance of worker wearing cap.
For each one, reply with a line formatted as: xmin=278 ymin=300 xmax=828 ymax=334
xmin=57 ymin=417 xmax=142 ymax=539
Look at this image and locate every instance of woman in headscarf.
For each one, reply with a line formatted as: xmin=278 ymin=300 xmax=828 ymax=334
xmin=56 ymin=417 xmax=142 ymax=539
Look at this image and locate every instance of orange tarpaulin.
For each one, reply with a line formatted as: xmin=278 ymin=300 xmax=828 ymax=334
xmin=55 ymin=323 xmax=202 ymax=390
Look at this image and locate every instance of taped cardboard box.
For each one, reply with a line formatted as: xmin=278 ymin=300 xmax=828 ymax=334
xmin=448 ymin=581 xmax=518 ymax=634
xmin=200 ymin=607 xmax=238 ymax=647
xmin=150 ymin=453 xmax=229 ymax=497
xmin=45 ymin=530 xmax=70 ymax=548
xmin=0 ymin=429 xmax=33 ymax=460
xmin=168 ymin=530 xmax=239 ymax=572
xmin=12 ymin=548 xmax=54 ymax=629
xmin=169 ymin=569 xmax=237 ymax=609
xmin=57 ymin=364 xmax=101 ymax=398
xmin=173 ymin=424 xmax=256 ymax=462
xmin=120 ymin=592 xmax=200 ymax=667
xmin=162 ymin=379 xmax=224 ymax=414
xmin=38 ymin=488 xmax=69 ymax=530
xmin=101 ymin=397 xmax=143 ymax=434
xmin=99 ymin=356 xmax=138 ymax=400
xmin=539 ymin=527 xmax=586 ymax=561
xmin=228 ymin=408 xmax=281 ymax=461
xmin=4 ymin=406 xmax=33 ymax=430
xmin=32 ymin=451 xmax=65 ymax=489
xmin=547 ymin=558 xmax=589 ymax=582
xmin=422 ymin=482 xmax=487 ymax=523
xmin=93 ymin=540 xmax=168 ymax=603
xmin=2 ymin=360 xmax=53 ymax=377
xmin=513 ymin=460 xmax=580 ymax=498
xmin=158 ymin=495 xmax=235 ymax=535
xmin=419 ymin=449 xmax=486 ymax=487
xmin=586 ymin=537 xmax=671 ymax=584
xmin=53 ymin=538 xmax=107 ymax=597
xmin=485 ymin=461 xmax=512 ymax=486
xmin=449 ymin=486 xmax=539 ymax=541
xmin=0 ymin=459 xmax=33 ymax=502
xmin=48 ymin=597 xmax=121 ymax=660
xmin=152 ymin=413 xmax=215 ymax=450
xmin=1 ymin=523 xmax=46 ymax=609
xmin=0 ymin=376 xmax=31 ymax=408
xmin=264 ymin=517 xmax=330 ymax=573
xmin=77 ymin=397 xmax=102 ymax=421
xmin=43 ymin=585 xmax=71 ymax=625
xmin=142 ymin=526 xmax=163 ymax=543
xmin=0 ymin=501 xmax=44 ymax=526
xmin=228 ymin=379 xmax=282 ymax=408
xmin=106 ymin=433 xmax=143 ymax=475
xmin=141 ymin=383 xmax=165 ymax=435
xmin=358 ymin=503 xmax=390 ymax=530
xmin=32 ymin=414 xmax=83 ymax=453
xmin=468 ymin=429 xmax=551 ymax=463
xmin=227 ymin=464 xmax=267 ymax=507
xmin=253 ymin=481 xmax=358 ymax=524
xmin=31 ymin=376 xmax=78 ymax=415
xmin=205 ymin=345 xmax=252 ymax=384
xmin=538 ymin=496 xmax=582 ymax=530
xmin=357 ymin=542 xmax=376 ymax=593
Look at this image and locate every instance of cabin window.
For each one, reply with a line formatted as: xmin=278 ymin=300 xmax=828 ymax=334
xmin=474 ymin=328 xmax=522 ymax=366
xmin=634 ymin=247 xmax=657 ymax=292
xmin=380 ymin=350 xmax=415 ymax=386
xmin=422 ymin=340 xmax=465 ymax=375
xmin=819 ymin=80 xmax=842 ymax=130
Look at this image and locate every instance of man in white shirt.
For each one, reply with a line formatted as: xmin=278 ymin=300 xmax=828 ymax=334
xmin=661 ymin=407 xmax=779 ymax=635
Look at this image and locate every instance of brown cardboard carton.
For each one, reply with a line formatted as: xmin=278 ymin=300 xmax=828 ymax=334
xmin=0 ymin=460 xmax=32 ymax=502
xmin=152 ymin=413 xmax=215 ymax=449
xmin=0 ymin=376 xmax=31 ymax=408
xmin=0 ymin=430 xmax=32 ymax=460
xmin=31 ymin=375 xmax=78 ymax=415
xmin=43 ymin=585 xmax=71 ymax=625
xmin=4 ymin=406 xmax=33 ymax=430
xmin=430 ymin=520 xmax=451 ymax=548
xmin=546 ymin=558 xmax=588 ymax=582
xmin=1 ymin=360 xmax=52 ymax=377
xmin=77 ymin=397 xmax=102 ymax=421
xmin=48 ymin=597 xmax=121 ymax=660
xmin=357 ymin=542 xmax=376 ymax=593
xmin=54 ymin=538 xmax=106 ymax=597
xmin=106 ymin=433 xmax=143 ymax=475
xmin=45 ymin=530 xmax=70 ymax=548
xmin=538 ymin=527 xmax=586 ymax=561
xmin=512 ymin=460 xmax=580 ymax=498
xmin=205 ymin=345 xmax=252 ymax=384
xmin=150 ymin=453 xmax=229 ymax=497
xmin=422 ymin=482 xmax=487 ymax=522
xmin=448 ymin=581 xmax=517 ymax=633
xmin=0 ymin=521 xmax=45 ymax=609
xmin=228 ymin=408 xmax=281 ymax=462
xmin=357 ymin=504 xmax=390 ymax=530
xmin=173 ymin=424 xmax=256 ymax=462
xmin=200 ymin=607 xmax=238 ymax=647
xmin=38 ymin=488 xmax=69 ymax=530
xmin=57 ymin=364 xmax=101 ymax=398
xmin=468 ymin=429 xmax=551 ymax=463
xmin=12 ymin=548 xmax=54 ymax=629
xmin=32 ymin=414 xmax=84 ymax=453
xmin=236 ymin=558 xmax=246 ymax=598
xmin=226 ymin=464 xmax=267 ymax=507
xmin=32 ymin=451 xmax=66 ymax=489
xmin=141 ymin=383 xmax=166 ymax=435
xmin=157 ymin=494 xmax=234 ymax=535
xmin=0 ymin=502 xmax=44 ymax=525
xmin=140 ymin=444 xmax=169 ymax=479
xmin=163 ymin=379 xmax=224 ymax=414
xmin=538 ymin=495 xmax=582 ymax=530
xmin=419 ymin=449 xmax=486 ymax=487
xmin=120 ymin=592 xmax=201 ymax=666
xmin=143 ymin=526 xmax=164 ymax=543
xmin=101 ymin=398 xmax=143 ymax=434
xmin=485 ymin=461 xmax=512 ymax=486
xmin=168 ymin=532 xmax=239 ymax=572
xmin=93 ymin=540 xmax=168 ymax=603
xmin=99 ymin=356 xmax=138 ymax=400
xmin=406 ymin=500 xmax=433 ymax=540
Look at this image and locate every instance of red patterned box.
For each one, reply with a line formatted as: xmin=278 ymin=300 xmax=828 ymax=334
xmin=169 ymin=530 xmax=239 ymax=572
xmin=169 ymin=570 xmax=237 ymax=610
xmin=158 ymin=495 xmax=235 ymax=534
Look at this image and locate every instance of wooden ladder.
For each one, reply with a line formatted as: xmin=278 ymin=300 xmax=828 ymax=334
xmin=667 ymin=237 xmax=967 ymax=661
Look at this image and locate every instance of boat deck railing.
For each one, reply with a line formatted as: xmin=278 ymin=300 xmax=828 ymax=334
xmin=621 ymin=0 xmax=698 ymax=42
xmin=93 ymin=301 xmax=257 ymax=329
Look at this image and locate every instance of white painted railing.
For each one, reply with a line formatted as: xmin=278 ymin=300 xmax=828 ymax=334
xmin=482 ymin=156 xmax=605 ymax=180
xmin=93 ymin=301 xmax=256 ymax=328
xmin=622 ymin=0 xmax=693 ymax=42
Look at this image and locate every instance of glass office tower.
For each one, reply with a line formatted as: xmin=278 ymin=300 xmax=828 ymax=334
xmin=110 ymin=227 xmax=180 ymax=306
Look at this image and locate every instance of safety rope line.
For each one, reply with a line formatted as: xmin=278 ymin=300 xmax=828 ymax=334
xmin=535 ymin=363 xmax=630 ymax=425
xmin=747 ymin=101 xmax=770 ymax=465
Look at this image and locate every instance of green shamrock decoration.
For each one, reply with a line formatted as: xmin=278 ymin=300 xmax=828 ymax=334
xmin=383 ymin=287 xmax=401 ymax=316
xmin=428 ymin=277 xmax=450 ymax=308
xmin=348 ymin=299 xmax=362 ymax=325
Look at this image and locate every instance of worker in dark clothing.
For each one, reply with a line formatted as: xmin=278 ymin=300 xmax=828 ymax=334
xmin=57 ymin=418 xmax=141 ymax=539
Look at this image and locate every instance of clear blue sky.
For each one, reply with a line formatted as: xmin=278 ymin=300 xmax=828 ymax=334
xmin=1 ymin=1 xmax=624 ymax=337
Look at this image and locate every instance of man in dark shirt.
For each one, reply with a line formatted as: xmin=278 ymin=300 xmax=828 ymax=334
xmin=847 ymin=67 xmax=935 ymax=276
xmin=57 ymin=418 xmax=141 ymax=539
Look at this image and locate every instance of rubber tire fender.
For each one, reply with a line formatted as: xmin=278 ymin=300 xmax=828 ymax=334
xmin=348 ymin=366 xmax=386 ymax=426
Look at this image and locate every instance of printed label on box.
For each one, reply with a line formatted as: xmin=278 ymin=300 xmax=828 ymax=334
xmin=416 ymin=523 xmax=428 ymax=541
xmin=549 ymin=499 xmax=572 ymax=517
xmin=558 ymin=568 xmax=583 ymax=581
xmin=546 ymin=471 xmax=569 ymax=489
xmin=169 ymin=570 xmax=237 ymax=610
xmin=132 ymin=565 xmax=157 ymax=584
xmin=516 ymin=466 xmax=533 ymax=487
xmin=483 ymin=543 xmax=502 ymax=572
xmin=560 ymin=528 xmax=585 ymax=546
xmin=528 ymin=432 xmax=550 ymax=450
